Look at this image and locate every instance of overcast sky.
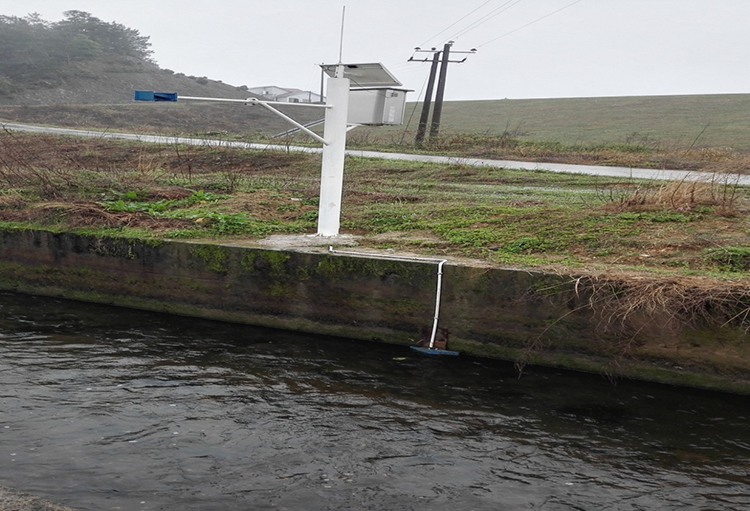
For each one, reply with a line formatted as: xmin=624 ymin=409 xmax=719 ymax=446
xmin=5 ymin=1 xmax=750 ymax=101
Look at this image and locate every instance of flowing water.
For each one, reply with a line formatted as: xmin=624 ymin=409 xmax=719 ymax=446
xmin=0 ymin=291 xmax=748 ymax=510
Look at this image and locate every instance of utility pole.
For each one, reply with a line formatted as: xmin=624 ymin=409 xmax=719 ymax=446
xmin=409 ymin=43 xmax=476 ymax=143
xmin=429 ymin=41 xmax=453 ymax=140
xmin=414 ymin=50 xmax=440 ymax=145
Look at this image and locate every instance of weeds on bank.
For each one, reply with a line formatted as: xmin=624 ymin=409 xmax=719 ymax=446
xmin=0 ymin=132 xmax=322 ymax=236
xmin=580 ymin=276 xmax=750 ymax=338
xmin=595 ymin=173 xmax=743 ymax=215
xmin=514 ymin=271 xmax=750 ymax=375
xmin=1 ymin=130 xmax=749 ymax=278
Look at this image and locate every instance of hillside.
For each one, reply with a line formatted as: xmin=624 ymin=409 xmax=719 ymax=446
xmin=5 ymin=75 xmax=750 ymax=155
xmin=0 ymin=55 xmax=255 ymax=106
xmin=0 ymin=55 xmax=324 ymax=136
xmin=360 ymin=93 xmax=750 ymax=152
xmin=0 ymin=11 xmax=261 ymax=106
xmin=0 ymin=11 xmax=322 ymax=135
xmin=438 ymin=94 xmax=750 ymax=151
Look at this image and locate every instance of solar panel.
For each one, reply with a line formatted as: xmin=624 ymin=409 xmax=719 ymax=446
xmin=320 ymin=63 xmax=402 ymax=88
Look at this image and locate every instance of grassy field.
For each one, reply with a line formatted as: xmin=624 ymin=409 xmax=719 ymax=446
xmin=6 ymin=93 xmax=750 ymax=173
xmin=346 ymin=94 xmax=750 ymax=174
xmin=1 ymin=130 xmax=748 ymax=277
xmin=3 ymin=93 xmax=750 ymax=151
xmin=390 ymin=94 xmax=750 ymax=150
xmin=1 ymin=94 xmax=749 ymax=276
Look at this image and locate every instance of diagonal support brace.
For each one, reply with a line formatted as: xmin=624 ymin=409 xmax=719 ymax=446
xmin=249 ymin=99 xmax=330 ymax=145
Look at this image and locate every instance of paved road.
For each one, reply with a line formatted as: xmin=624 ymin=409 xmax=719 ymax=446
xmin=4 ymin=122 xmax=749 ymax=185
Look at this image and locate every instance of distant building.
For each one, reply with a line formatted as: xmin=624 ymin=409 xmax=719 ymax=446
xmin=247 ymin=86 xmax=324 ymax=103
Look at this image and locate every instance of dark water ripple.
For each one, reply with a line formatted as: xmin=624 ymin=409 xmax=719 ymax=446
xmin=0 ymin=292 xmax=748 ymax=510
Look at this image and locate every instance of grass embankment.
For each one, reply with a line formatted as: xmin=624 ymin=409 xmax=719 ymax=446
xmin=408 ymin=94 xmax=750 ymax=150
xmin=1 ymin=130 xmax=748 ymax=276
xmin=2 ymin=130 xmax=750 ymax=361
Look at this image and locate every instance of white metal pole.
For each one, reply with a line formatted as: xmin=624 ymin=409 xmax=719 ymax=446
xmin=317 ymin=74 xmax=350 ymax=236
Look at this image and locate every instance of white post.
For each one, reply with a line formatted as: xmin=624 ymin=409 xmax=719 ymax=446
xmin=317 ymin=70 xmax=350 ymax=236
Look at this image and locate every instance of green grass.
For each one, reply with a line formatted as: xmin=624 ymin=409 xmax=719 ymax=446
xmin=1 ymin=130 xmax=749 ymax=280
xmin=391 ymin=94 xmax=750 ymax=151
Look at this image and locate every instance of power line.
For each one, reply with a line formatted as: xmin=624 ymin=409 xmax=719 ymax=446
xmin=417 ymin=0 xmax=495 ymax=48
xmin=449 ymin=0 xmax=526 ymax=41
xmin=477 ymin=0 xmax=585 ymax=48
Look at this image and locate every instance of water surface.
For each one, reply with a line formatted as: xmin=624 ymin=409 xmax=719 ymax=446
xmin=0 ymin=292 xmax=748 ymax=510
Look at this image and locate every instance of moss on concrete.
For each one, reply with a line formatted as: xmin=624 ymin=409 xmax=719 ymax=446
xmin=192 ymin=244 xmax=231 ymax=273
xmin=1 ymin=226 xmax=750 ymax=395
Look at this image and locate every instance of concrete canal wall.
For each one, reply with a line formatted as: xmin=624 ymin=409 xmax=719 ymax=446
xmin=1 ymin=227 xmax=749 ymax=394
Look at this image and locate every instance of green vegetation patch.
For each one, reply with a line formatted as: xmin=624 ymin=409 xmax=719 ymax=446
xmin=1 ymin=131 xmax=749 ymax=279
xmin=706 ymin=246 xmax=750 ymax=272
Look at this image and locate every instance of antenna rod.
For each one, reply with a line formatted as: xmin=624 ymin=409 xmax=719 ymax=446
xmin=339 ymin=6 xmax=346 ymax=64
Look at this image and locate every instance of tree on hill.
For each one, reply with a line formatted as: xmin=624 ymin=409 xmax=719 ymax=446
xmin=54 ymin=10 xmax=153 ymax=62
xmin=0 ymin=11 xmax=153 ymax=95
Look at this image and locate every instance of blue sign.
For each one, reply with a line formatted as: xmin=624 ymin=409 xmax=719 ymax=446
xmin=133 ymin=91 xmax=178 ymax=102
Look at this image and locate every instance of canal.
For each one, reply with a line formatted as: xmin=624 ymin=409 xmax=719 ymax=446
xmin=0 ymin=291 xmax=748 ymax=510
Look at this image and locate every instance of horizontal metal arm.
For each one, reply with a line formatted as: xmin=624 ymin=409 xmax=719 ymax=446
xmin=178 ymin=96 xmax=329 ymax=109
xmin=178 ymin=96 xmax=330 ymax=145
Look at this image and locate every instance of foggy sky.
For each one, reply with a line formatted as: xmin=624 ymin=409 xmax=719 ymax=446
xmin=5 ymin=0 xmax=749 ymax=101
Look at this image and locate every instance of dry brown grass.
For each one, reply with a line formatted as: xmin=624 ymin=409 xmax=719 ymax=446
xmin=602 ymin=173 xmax=743 ymax=215
xmin=579 ymin=273 xmax=750 ymax=336
xmin=515 ymin=271 xmax=750 ymax=374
